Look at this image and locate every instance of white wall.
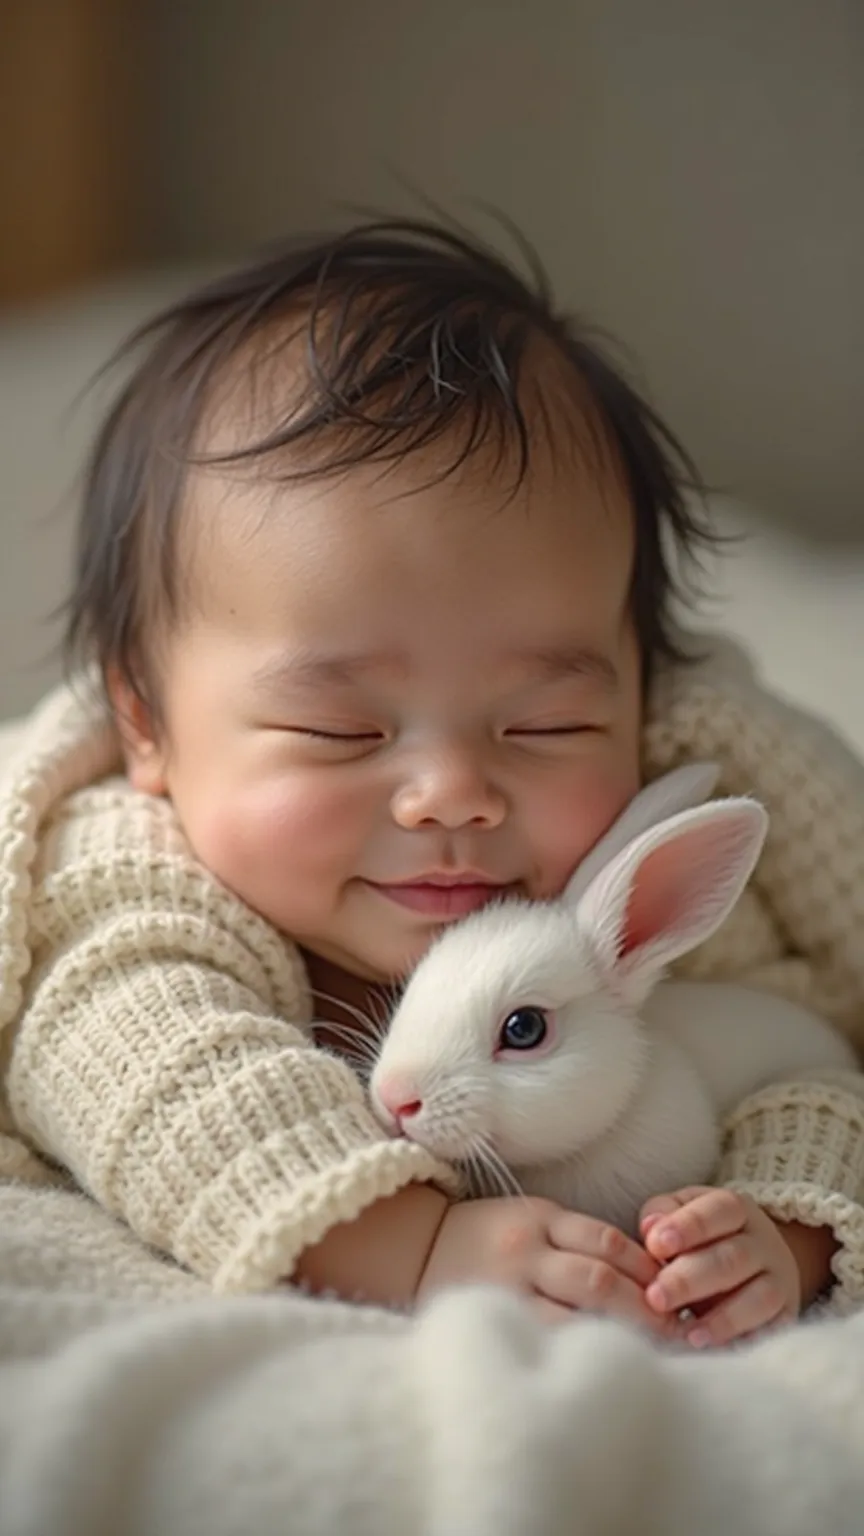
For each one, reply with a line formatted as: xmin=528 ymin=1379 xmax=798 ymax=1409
xmin=148 ymin=0 xmax=864 ymax=539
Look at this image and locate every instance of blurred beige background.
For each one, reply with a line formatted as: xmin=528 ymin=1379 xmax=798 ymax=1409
xmin=146 ymin=0 xmax=864 ymax=542
xmin=0 ymin=0 xmax=861 ymax=737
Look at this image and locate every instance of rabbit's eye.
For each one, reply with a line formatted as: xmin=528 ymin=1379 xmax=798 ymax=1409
xmin=498 ymin=1007 xmax=548 ymax=1051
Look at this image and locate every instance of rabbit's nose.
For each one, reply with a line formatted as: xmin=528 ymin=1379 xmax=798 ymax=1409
xmin=377 ymin=1079 xmax=423 ymax=1128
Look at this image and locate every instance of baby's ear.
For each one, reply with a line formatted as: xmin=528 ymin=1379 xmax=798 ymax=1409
xmin=107 ymin=670 xmax=169 ymax=796
xmin=576 ymin=799 xmax=768 ymax=1003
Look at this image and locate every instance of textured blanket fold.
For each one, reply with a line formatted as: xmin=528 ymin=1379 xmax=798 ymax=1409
xmin=2 ymin=1177 xmax=864 ymax=1536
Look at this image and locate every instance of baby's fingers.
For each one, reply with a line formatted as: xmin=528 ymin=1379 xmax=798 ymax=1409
xmin=549 ymin=1210 xmax=660 ymax=1289
xmin=645 ymin=1233 xmax=760 ymax=1315
xmin=677 ymin=1275 xmax=794 ymax=1350
xmin=642 ymin=1188 xmax=747 ymax=1263
xmin=535 ymin=1249 xmax=674 ymax=1337
xmin=639 ymin=1191 xmax=692 ymax=1233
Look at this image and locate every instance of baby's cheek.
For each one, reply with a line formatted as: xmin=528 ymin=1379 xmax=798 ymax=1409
xmin=536 ymin=764 xmax=638 ymax=896
xmin=180 ymin=776 xmax=348 ymax=906
xmin=224 ymin=780 xmax=357 ymax=875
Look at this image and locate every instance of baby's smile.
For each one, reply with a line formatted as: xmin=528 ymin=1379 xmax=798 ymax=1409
xmin=364 ymin=870 xmax=522 ymax=920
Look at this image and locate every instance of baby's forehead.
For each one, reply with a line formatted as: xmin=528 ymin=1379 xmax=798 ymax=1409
xmin=193 ymin=301 xmax=616 ymax=483
xmin=178 ymin=433 xmax=633 ymax=667
xmin=180 ymin=339 xmax=626 ymax=621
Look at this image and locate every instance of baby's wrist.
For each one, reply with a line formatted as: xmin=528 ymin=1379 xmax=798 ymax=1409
xmin=294 ymin=1183 xmax=451 ymax=1308
xmin=771 ymin=1216 xmax=838 ymax=1308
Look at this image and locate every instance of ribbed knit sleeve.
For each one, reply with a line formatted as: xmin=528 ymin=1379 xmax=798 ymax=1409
xmin=715 ymin=1074 xmax=864 ymax=1309
xmin=6 ymin=784 xmax=455 ymax=1293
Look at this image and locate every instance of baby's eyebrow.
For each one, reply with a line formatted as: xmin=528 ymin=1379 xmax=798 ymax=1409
xmin=510 ymin=644 xmax=620 ymax=691
xmin=250 ymin=642 xmax=619 ymax=694
xmin=250 ymin=648 xmax=405 ymax=694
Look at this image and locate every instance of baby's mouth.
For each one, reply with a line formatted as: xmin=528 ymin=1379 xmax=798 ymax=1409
xmin=367 ymin=876 xmax=517 ymax=920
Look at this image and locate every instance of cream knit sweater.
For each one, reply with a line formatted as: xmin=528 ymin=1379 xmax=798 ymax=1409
xmin=1 ymin=635 xmax=864 ymax=1303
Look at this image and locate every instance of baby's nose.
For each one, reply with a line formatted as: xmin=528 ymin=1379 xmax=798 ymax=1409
xmin=376 ymin=1078 xmax=423 ymax=1129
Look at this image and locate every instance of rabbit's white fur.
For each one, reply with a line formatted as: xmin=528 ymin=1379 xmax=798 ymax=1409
xmin=369 ymin=767 xmax=857 ymax=1234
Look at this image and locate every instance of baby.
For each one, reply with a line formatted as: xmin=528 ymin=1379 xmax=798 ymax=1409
xmin=2 ymin=218 xmax=863 ymax=1346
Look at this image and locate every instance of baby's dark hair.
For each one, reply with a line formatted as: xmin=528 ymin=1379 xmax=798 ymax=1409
xmin=65 ymin=216 xmax=714 ymax=710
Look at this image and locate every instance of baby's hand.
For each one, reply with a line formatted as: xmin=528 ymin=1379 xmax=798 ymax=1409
xmin=639 ymin=1186 xmax=801 ymax=1348
xmin=418 ymin=1196 xmax=674 ymax=1335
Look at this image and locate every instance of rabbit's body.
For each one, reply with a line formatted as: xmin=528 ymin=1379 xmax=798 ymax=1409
xmin=368 ymin=765 xmax=858 ymax=1233
xmin=516 ymin=981 xmax=854 ymax=1234
xmin=517 ymin=1021 xmax=718 ymax=1231
xmin=647 ymin=979 xmax=854 ymax=1118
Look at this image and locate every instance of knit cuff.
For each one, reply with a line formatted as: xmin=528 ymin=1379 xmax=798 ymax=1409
xmin=174 ymin=1104 xmax=460 ymax=1295
xmin=717 ymin=1079 xmax=864 ymax=1311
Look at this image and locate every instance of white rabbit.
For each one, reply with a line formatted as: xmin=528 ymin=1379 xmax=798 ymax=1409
xmin=369 ymin=767 xmax=858 ymax=1235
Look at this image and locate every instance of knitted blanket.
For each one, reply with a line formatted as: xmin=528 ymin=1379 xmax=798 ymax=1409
xmin=2 ymin=1175 xmax=864 ymax=1535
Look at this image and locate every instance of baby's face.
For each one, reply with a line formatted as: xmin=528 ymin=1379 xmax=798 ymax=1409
xmin=124 ymin=438 xmax=642 ymax=982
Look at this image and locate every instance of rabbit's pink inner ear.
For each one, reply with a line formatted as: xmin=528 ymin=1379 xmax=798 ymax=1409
xmin=618 ymin=839 xmax=696 ymax=958
xmin=618 ymin=819 xmax=755 ymax=961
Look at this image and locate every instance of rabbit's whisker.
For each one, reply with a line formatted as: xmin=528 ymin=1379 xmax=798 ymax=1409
xmin=311 ymin=1019 xmax=379 ymax=1077
xmin=369 ymin=982 xmax=400 ymax=1034
xmin=462 ymin=1148 xmax=490 ymax=1198
xmin=310 ymin=987 xmax=386 ymax=1044
xmin=474 ymin=1137 xmax=524 ymax=1201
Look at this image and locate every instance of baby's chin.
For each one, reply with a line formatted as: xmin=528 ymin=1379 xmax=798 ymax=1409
xmin=359 ymin=934 xmax=444 ymax=985
xmin=296 ymin=935 xmax=425 ymax=990
xmin=343 ymin=928 xmax=453 ymax=987
xmin=299 ymin=896 xmax=495 ymax=988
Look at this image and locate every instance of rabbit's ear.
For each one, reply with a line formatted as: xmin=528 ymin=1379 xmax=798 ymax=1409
xmin=577 ymin=798 xmax=768 ymax=1002
xmin=563 ymin=763 xmax=722 ymax=908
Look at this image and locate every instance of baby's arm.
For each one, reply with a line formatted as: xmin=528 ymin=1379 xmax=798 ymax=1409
xmin=295 ymin=1183 xmax=450 ymax=1302
xmin=638 ymin=1068 xmax=864 ymax=1344
xmin=297 ymin=1181 xmax=675 ymax=1333
xmin=7 ymin=786 xmax=455 ymax=1295
xmin=645 ymin=983 xmax=864 ymax=1334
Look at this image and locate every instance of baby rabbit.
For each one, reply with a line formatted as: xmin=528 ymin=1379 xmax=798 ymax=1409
xmin=369 ymin=766 xmax=857 ymax=1235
